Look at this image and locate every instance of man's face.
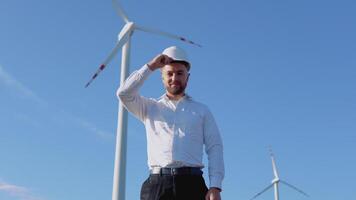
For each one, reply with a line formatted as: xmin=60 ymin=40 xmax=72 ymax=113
xmin=161 ymin=62 xmax=189 ymax=96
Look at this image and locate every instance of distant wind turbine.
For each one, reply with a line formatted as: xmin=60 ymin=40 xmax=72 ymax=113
xmin=84 ymin=1 xmax=201 ymax=200
xmin=250 ymin=148 xmax=309 ymax=200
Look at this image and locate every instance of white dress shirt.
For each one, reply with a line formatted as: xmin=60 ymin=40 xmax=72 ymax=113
xmin=117 ymin=64 xmax=225 ymax=189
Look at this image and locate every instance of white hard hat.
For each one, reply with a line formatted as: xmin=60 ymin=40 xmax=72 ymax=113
xmin=162 ymin=46 xmax=191 ymax=70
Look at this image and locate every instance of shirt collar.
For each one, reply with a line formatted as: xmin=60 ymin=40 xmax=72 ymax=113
xmin=159 ymin=93 xmax=192 ymax=101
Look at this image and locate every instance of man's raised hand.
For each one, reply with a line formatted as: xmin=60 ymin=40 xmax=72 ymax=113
xmin=147 ymin=54 xmax=173 ymax=71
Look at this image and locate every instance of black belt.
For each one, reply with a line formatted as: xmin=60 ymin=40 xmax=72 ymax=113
xmin=150 ymin=167 xmax=203 ymax=176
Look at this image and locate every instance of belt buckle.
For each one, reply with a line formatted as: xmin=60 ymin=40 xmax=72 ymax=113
xmin=171 ymin=168 xmax=177 ymax=175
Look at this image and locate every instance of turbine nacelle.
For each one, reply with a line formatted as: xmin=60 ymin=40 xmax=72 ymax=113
xmin=271 ymin=177 xmax=280 ymax=184
xmin=118 ymin=22 xmax=135 ymax=40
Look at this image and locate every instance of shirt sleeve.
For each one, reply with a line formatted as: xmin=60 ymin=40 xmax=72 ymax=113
xmin=203 ymin=108 xmax=225 ymax=189
xmin=116 ymin=64 xmax=153 ymax=122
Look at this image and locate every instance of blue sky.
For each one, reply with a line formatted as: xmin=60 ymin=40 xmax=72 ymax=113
xmin=1 ymin=0 xmax=355 ymax=199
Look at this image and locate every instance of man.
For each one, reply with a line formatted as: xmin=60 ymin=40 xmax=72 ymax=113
xmin=117 ymin=46 xmax=224 ymax=200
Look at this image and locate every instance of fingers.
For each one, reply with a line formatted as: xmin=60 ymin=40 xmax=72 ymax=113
xmin=205 ymin=190 xmax=211 ymax=200
xmin=148 ymin=54 xmax=173 ymax=70
xmin=205 ymin=189 xmax=221 ymax=200
xmin=159 ymin=54 xmax=173 ymax=66
xmin=159 ymin=55 xmax=167 ymax=65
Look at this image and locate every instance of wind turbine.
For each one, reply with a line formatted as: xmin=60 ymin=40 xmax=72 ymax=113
xmin=84 ymin=1 xmax=201 ymax=200
xmin=250 ymin=148 xmax=309 ymax=200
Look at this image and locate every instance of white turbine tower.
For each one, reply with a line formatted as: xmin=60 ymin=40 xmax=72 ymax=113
xmin=85 ymin=1 xmax=201 ymax=200
xmin=250 ymin=148 xmax=309 ymax=200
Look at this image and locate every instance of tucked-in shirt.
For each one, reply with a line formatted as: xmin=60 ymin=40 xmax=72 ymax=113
xmin=117 ymin=64 xmax=225 ymax=189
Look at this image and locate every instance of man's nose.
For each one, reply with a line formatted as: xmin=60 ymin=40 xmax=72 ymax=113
xmin=171 ymin=73 xmax=178 ymax=81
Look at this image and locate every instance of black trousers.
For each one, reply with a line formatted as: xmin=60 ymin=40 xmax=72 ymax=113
xmin=140 ymin=174 xmax=209 ymax=200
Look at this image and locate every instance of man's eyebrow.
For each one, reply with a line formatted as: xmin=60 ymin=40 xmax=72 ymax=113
xmin=165 ymin=69 xmax=185 ymax=73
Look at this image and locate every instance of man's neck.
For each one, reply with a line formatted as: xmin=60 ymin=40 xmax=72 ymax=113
xmin=166 ymin=92 xmax=185 ymax=101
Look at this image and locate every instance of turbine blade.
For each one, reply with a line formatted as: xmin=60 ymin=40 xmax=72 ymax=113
xmin=112 ymin=0 xmax=129 ymax=23
xmin=269 ymin=147 xmax=279 ymax=178
xmin=250 ymin=183 xmax=274 ymax=200
xmin=85 ymin=36 xmax=128 ymax=88
xmin=135 ymin=25 xmax=202 ymax=47
xmin=280 ymin=180 xmax=310 ymax=197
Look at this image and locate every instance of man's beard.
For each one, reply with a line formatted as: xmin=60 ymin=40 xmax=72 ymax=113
xmin=166 ymin=82 xmax=187 ymax=95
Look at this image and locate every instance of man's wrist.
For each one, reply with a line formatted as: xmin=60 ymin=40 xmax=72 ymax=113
xmin=147 ymin=63 xmax=155 ymax=71
xmin=210 ymin=187 xmax=222 ymax=192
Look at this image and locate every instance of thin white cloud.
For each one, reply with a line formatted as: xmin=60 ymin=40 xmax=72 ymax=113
xmin=0 ymin=180 xmax=44 ymax=200
xmin=0 ymin=65 xmax=47 ymax=105
xmin=0 ymin=64 xmax=113 ymax=139
xmin=12 ymin=112 xmax=42 ymax=129
xmin=71 ymin=115 xmax=115 ymax=140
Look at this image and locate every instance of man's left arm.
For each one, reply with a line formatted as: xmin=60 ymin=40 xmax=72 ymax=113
xmin=203 ymin=108 xmax=225 ymax=199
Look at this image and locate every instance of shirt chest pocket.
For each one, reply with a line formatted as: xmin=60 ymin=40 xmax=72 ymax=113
xmin=176 ymin=108 xmax=204 ymax=140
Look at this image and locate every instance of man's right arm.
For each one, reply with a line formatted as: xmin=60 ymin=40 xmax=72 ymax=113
xmin=117 ymin=54 xmax=172 ymax=121
xmin=117 ymin=64 xmax=153 ymax=122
